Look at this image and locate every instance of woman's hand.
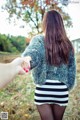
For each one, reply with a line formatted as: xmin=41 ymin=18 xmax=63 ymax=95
xmin=22 ymin=56 xmax=32 ymax=72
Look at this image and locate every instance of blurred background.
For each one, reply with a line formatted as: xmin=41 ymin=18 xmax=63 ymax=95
xmin=0 ymin=0 xmax=80 ymax=120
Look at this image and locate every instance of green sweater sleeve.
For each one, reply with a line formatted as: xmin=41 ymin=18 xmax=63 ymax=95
xmin=21 ymin=35 xmax=43 ymax=69
xmin=68 ymin=50 xmax=76 ymax=90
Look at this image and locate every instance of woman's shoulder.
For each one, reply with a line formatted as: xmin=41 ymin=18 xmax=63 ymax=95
xmin=31 ymin=34 xmax=44 ymax=45
xmin=32 ymin=34 xmax=44 ymax=40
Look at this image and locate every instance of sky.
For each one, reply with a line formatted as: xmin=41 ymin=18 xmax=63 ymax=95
xmin=66 ymin=1 xmax=80 ymax=40
xmin=0 ymin=0 xmax=80 ymax=40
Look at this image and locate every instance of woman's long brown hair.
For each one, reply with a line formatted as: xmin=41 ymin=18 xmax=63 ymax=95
xmin=42 ymin=10 xmax=74 ymax=66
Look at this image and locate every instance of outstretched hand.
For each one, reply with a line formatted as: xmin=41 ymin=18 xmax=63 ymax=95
xmin=21 ymin=56 xmax=32 ymax=73
xmin=11 ymin=57 xmax=29 ymax=75
xmin=11 ymin=56 xmax=32 ymax=75
xmin=0 ymin=57 xmax=31 ymax=89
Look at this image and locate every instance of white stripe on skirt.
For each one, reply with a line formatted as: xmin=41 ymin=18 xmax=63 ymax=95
xmin=34 ymin=79 xmax=69 ymax=106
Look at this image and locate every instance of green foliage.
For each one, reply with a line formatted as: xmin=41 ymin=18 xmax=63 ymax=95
xmin=0 ymin=34 xmax=27 ymax=53
xmin=10 ymin=35 xmax=26 ymax=52
xmin=0 ymin=34 xmax=16 ymax=52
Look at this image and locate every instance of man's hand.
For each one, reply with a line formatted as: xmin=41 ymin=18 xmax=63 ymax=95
xmin=0 ymin=57 xmax=30 ymax=89
xmin=11 ymin=57 xmax=27 ymax=75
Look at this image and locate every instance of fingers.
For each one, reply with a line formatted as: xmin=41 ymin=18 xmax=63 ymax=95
xmin=11 ymin=57 xmax=25 ymax=66
xmin=12 ymin=57 xmax=31 ymax=74
xmin=23 ymin=68 xmax=29 ymax=73
xmin=17 ymin=66 xmax=26 ymax=75
xmin=22 ymin=62 xmax=30 ymax=73
xmin=23 ymin=56 xmax=32 ymax=69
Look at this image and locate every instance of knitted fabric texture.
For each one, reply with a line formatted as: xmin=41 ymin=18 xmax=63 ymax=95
xmin=22 ymin=34 xmax=76 ymax=91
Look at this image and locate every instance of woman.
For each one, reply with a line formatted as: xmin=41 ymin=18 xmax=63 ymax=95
xmin=22 ymin=10 xmax=76 ymax=120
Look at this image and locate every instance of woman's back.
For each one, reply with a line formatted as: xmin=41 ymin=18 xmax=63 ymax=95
xmin=22 ymin=34 xmax=76 ymax=90
xmin=42 ymin=10 xmax=74 ymax=66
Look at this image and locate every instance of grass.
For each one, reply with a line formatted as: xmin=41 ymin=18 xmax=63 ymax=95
xmin=0 ymin=54 xmax=80 ymax=120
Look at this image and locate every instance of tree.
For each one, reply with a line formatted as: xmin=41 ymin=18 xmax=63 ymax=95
xmin=3 ymin=0 xmax=72 ymax=36
xmin=10 ymin=35 xmax=27 ymax=52
xmin=0 ymin=34 xmax=18 ymax=52
xmin=0 ymin=34 xmax=26 ymax=53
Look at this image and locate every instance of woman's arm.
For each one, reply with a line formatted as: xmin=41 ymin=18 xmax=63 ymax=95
xmin=21 ymin=35 xmax=42 ymax=69
xmin=68 ymin=51 xmax=76 ymax=90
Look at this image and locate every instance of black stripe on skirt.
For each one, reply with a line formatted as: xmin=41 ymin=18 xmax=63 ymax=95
xmin=34 ymin=80 xmax=69 ymax=106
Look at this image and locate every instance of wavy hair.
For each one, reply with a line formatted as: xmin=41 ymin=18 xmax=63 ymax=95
xmin=42 ymin=10 xmax=74 ymax=66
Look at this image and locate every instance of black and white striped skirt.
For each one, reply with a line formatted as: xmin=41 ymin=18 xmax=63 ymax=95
xmin=34 ymin=79 xmax=69 ymax=106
